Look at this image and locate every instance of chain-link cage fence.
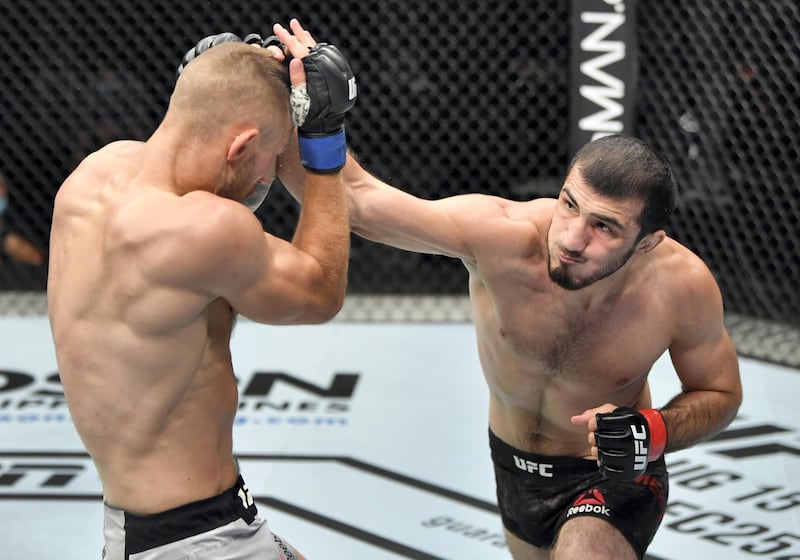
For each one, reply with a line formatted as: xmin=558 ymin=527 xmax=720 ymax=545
xmin=0 ymin=1 xmax=797 ymax=362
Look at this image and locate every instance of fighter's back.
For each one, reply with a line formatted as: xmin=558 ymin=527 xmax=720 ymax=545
xmin=47 ymin=141 xmax=240 ymax=513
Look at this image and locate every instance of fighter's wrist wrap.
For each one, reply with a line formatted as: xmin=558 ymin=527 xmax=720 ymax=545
xmin=296 ymin=43 xmax=357 ymax=174
xmin=298 ymin=132 xmax=347 ymax=174
xmin=595 ymin=407 xmax=668 ymax=481
xmin=640 ymin=408 xmax=667 ymax=461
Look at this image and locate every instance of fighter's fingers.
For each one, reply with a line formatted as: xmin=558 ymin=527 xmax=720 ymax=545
xmin=289 ymin=18 xmax=316 ymax=47
xmin=288 ymin=58 xmax=306 ymax=89
xmin=570 ymin=411 xmax=592 ymax=425
xmin=575 ymin=403 xmax=619 ymax=430
xmin=265 ymin=44 xmax=286 ymax=61
xmin=272 ymin=23 xmax=305 ymax=59
xmin=272 ymin=22 xmax=315 ymax=59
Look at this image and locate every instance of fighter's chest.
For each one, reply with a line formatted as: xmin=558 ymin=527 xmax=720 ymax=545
xmin=493 ymin=291 xmax=666 ymax=382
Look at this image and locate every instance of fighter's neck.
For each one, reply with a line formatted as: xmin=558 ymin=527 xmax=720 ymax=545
xmin=140 ymin=127 xmax=220 ymax=197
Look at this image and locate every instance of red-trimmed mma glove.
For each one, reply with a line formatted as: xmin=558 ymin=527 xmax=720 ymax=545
xmin=594 ymin=407 xmax=668 ymax=481
xmin=292 ymin=43 xmax=357 ymax=174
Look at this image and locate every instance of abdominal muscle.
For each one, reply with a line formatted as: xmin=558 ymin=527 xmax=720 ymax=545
xmin=483 ymin=347 xmax=652 ymax=459
xmin=468 ymin=266 xmax=660 ymax=459
xmin=486 ymin=376 xmax=596 ymax=458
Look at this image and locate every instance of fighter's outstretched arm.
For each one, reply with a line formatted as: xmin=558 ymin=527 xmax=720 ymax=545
xmin=279 ymin=148 xmax=521 ymax=265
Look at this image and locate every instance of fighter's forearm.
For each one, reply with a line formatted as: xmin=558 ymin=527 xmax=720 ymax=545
xmin=276 ymin=133 xmax=305 ymax=202
xmin=659 ymin=387 xmax=742 ymax=453
xmin=288 ymin=170 xmax=350 ymax=320
xmin=277 ymin=141 xmax=364 ymax=213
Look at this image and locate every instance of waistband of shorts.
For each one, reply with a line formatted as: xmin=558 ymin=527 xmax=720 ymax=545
xmin=489 ymin=428 xmax=598 ymax=482
xmin=105 ymin=475 xmax=257 ymax=555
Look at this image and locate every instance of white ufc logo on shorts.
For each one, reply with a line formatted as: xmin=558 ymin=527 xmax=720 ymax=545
xmin=238 ymin=485 xmax=254 ymax=509
xmin=513 ymin=455 xmax=554 ymax=477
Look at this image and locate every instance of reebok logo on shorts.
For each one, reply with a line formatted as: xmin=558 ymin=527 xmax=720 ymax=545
xmin=567 ymin=488 xmax=611 ymax=517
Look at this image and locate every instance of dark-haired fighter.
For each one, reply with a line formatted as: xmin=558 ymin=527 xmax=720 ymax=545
xmin=279 ymin=133 xmax=742 ymax=559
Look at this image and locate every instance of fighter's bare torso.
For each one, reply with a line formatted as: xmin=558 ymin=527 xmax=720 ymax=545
xmin=48 ymin=142 xmax=240 ymax=513
xmin=465 ymin=200 xmax=677 ymax=457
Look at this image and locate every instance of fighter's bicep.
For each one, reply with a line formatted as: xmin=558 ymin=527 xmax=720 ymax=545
xmin=670 ymin=326 xmax=739 ymax=393
xmin=667 ymin=275 xmax=740 ymax=394
xmin=351 ymin=188 xmax=505 ymax=260
xmin=225 ymin=234 xmax=334 ymax=324
xmin=161 ymin=199 xmax=271 ymax=296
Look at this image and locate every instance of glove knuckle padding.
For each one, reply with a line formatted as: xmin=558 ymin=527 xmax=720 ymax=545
xmin=177 ymin=32 xmax=243 ymax=77
xmin=595 ymin=407 xmax=651 ymax=481
xmin=211 ymin=32 xmax=242 ymax=46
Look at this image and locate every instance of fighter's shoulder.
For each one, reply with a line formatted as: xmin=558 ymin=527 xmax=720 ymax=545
xmin=133 ymin=192 xmax=263 ymax=287
xmin=173 ymin=191 xmax=262 ymax=240
xmin=654 ymin=237 xmax=722 ymax=305
xmin=457 ymin=196 xmax=551 ymax=259
xmin=502 ymin=196 xmax=556 ymax=232
xmin=111 ymin=190 xmax=257 ymax=257
xmin=83 ymin=140 xmax=144 ymax=166
xmin=63 ymin=141 xmax=144 ymax=185
xmin=657 ymin=237 xmax=713 ymax=275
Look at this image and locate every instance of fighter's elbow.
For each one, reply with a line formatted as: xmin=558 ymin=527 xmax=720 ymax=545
xmin=727 ymin=383 xmax=744 ymax=418
xmin=302 ymin=272 xmax=347 ymax=324
xmin=303 ymin=291 xmax=345 ymax=324
xmin=714 ymin=382 xmax=743 ymax=432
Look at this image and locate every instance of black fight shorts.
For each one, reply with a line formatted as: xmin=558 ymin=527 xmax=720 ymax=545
xmin=490 ymin=429 xmax=668 ymax=559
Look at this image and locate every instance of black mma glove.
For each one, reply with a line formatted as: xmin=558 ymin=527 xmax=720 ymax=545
xmin=594 ymin=407 xmax=668 ymax=481
xmin=243 ymin=33 xmax=286 ymax=53
xmin=175 ymin=32 xmax=286 ymax=78
xmin=176 ymin=32 xmax=243 ymax=78
xmin=293 ymin=43 xmax=357 ymax=174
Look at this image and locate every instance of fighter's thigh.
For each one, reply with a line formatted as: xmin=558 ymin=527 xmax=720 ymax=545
xmin=551 ymin=516 xmax=636 ymax=560
xmin=503 ymin=528 xmax=550 ymax=560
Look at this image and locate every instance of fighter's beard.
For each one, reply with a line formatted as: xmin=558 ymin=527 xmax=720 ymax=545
xmin=547 ymin=244 xmax=636 ymax=290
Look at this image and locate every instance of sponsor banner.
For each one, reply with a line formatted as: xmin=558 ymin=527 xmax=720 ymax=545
xmin=569 ymin=0 xmax=638 ymax=157
xmin=0 ymin=317 xmax=798 ymax=559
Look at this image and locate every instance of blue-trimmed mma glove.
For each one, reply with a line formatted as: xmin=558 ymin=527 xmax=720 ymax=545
xmin=594 ymin=407 xmax=668 ymax=481
xmin=292 ymin=43 xmax=357 ymax=174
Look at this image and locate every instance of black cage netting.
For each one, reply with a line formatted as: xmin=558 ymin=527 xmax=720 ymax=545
xmin=0 ymin=0 xmax=797 ymax=327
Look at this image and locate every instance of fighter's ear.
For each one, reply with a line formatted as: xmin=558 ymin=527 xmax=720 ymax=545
xmin=636 ymin=230 xmax=666 ymax=253
xmin=227 ymin=128 xmax=260 ymax=161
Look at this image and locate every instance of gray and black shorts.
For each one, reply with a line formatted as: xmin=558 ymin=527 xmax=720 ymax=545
xmin=102 ymin=475 xmax=299 ymax=560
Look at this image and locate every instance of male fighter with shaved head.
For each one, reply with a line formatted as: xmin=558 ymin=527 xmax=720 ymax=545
xmin=48 ymin=19 xmax=356 ymax=559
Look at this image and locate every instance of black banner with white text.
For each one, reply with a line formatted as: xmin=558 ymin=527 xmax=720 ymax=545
xmin=569 ymin=0 xmax=638 ymax=157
